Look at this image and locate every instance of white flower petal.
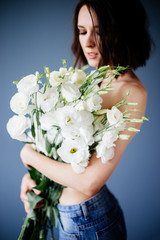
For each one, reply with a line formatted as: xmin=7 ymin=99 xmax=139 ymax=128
xmin=61 ymin=83 xmax=81 ymax=102
xmin=17 ymin=74 xmax=39 ymax=95
xmin=6 ymin=115 xmax=29 ymax=140
xmin=10 ymin=92 xmax=29 ymax=115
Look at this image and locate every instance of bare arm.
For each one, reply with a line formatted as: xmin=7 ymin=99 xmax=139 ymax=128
xmin=20 ymin=84 xmax=147 ymax=197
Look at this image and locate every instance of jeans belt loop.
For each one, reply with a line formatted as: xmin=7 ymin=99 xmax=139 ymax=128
xmin=81 ymin=203 xmax=90 ymax=220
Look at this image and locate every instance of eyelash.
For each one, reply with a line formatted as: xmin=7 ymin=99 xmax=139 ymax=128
xmin=79 ymin=31 xmax=100 ymax=36
xmin=79 ymin=31 xmax=87 ymax=35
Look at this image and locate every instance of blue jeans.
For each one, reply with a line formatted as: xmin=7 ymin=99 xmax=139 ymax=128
xmin=57 ymin=185 xmax=127 ymax=240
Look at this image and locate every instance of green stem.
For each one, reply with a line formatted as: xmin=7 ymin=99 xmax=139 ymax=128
xmin=18 ymin=216 xmax=30 ymax=240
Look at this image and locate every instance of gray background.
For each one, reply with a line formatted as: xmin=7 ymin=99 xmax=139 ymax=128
xmin=0 ymin=0 xmax=160 ymax=239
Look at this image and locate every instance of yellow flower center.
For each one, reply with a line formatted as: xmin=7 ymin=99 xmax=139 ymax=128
xmin=70 ymin=148 xmax=77 ymax=153
xmin=67 ymin=117 xmax=71 ymax=122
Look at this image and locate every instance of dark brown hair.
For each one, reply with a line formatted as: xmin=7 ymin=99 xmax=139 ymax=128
xmin=72 ymin=0 xmax=153 ymax=69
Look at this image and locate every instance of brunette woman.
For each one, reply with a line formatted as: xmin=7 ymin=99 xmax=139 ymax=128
xmin=20 ymin=0 xmax=152 ymax=239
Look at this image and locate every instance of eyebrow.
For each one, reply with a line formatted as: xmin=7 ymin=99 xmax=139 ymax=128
xmin=77 ymin=25 xmax=99 ymax=28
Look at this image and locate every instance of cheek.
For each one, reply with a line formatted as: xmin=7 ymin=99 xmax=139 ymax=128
xmin=79 ymin=36 xmax=85 ymax=50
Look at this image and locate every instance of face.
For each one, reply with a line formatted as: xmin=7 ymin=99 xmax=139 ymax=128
xmin=77 ymin=5 xmax=101 ymax=68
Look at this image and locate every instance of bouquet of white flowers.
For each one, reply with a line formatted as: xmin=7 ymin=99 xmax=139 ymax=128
xmin=7 ymin=60 xmax=147 ymax=240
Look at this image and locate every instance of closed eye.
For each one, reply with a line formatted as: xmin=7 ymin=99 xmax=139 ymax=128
xmin=79 ymin=31 xmax=87 ymax=35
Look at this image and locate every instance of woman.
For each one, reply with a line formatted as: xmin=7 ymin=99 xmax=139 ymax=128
xmin=20 ymin=0 xmax=152 ymax=239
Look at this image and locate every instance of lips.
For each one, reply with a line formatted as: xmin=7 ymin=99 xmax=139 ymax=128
xmin=87 ymin=52 xmax=98 ymax=59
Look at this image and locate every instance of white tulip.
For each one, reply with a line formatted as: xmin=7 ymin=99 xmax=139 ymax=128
xmin=17 ymin=74 xmax=39 ymax=95
xmin=6 ymin=115 xmax=30 ymax=141
xmin=10 ymin=92 xmax=29 ymax=115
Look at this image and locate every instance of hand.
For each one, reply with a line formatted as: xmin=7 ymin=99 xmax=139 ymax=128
xmin=20 ymin=173 xmax=44 ymax=213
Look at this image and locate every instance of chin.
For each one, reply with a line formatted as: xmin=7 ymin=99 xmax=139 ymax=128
xmin=87 ymin=59 xmax=99 ymax=68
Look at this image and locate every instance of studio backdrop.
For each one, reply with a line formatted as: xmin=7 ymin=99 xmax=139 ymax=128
xmin=0 ymin=0 xmax=160 ymax=239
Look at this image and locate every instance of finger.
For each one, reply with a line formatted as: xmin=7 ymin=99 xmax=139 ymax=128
xmin=20 ymin=193 xmax=28 ymax=203
xmin=24 ymin=201 xmax=30 ymax=213
xmin=32 ymin=188 xmax=41 ymax=195
xmin=26 ymin=178 xmax=42 ymax=195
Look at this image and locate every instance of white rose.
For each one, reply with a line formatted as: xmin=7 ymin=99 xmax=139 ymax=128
xmin=49 ymin=70 xmax=67 ymax=87
xmin=49 ymin=71 xmax=60 ymax=87
xmin=61 ymin=125 xmax=94 ymax=145
xmin=39 ymin=111 xmax=57 ymax=130
xmin=35 ymin=137 xmax=48 ymax=156
xmin=17 ymin=74 xmax=39 ymax=95
xmin=71 ymin=70 xmax=86 ymax=85
xmin=10 ymin=92 xmax=30 ymax=115
xmin=59 ymin=67 xmax=67 ymax=76
xmin=37 ymin=87 xmax=59 ymax=112
xmin=79 ymin=110 xmax=94 ymax=126
xmin=55 ymin=106 xmax=82 ymax=128
xmin=102 ymin=130 xmax=118 ymax=148
xmin=74 ymin=100 xmax=87 ymax=111
xmin=107 ymin=106 xmax=124 ymax=127
xmin=71 ymin=160 xmax=89 ymax=174
xmin=87 ymin=85 xmax=100 ymax=97
xmin=61 ymin=83 xmax=81 ymax=102
xmin=6 ymin=115 xmax=30 ymax=141
xmin=93 ymin=116 xmax=104 ymax=141
xmin=57 ymin=138 xmax=90 ymax=173
xmin=96 ymin=143 xmax=115 ymax=163
xmin=79 ymin=126 xmax=94 ymax=145
xmin=61 ymin=126 xmax=79 ymax=140
xmin=86 ymin=95 xmax=102 ymax=112
xmin=46 ymin=128 xmax=63 ymax=145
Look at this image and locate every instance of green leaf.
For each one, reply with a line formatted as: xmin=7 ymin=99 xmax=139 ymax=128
xmin=45 ymin=137 xmax=52 ymax=154
xmin=36 ymin=111 xmax=40 ymax=126
xmin=27 ymin=209 xmax=36 ymax=220
xmin=34 ymin=179 xmax=48 ymax=191
xmin=51 ymin=187 xmax=63 ymax=203
xmin=27 ymin=191 xmax=43 ymax=211
xmin=93 ymin=109 xmax=108 ymax=115
xmin=47 ymin=206 xmax=55 ymax=226
xmin=31 ymin=124 xmax=35 ymax=138
xmin=28 ymin=168 xmax=41 ymax=184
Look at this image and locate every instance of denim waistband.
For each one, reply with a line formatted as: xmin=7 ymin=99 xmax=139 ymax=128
xmin=57 ymin=184 xmax=117 ymax=219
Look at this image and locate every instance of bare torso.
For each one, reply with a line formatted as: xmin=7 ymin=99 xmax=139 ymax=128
xmin=59 ymin=70 xmax=146 ymax=205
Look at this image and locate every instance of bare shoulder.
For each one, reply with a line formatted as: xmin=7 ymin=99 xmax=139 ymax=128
xmin=118 ymin=71 xmax=147 ymax=114
xmin=101 ymin=70 xmax=147 ymax=114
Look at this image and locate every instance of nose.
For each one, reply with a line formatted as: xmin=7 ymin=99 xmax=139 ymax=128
xmin=86 ymin=32 xmax=96 ymax=48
